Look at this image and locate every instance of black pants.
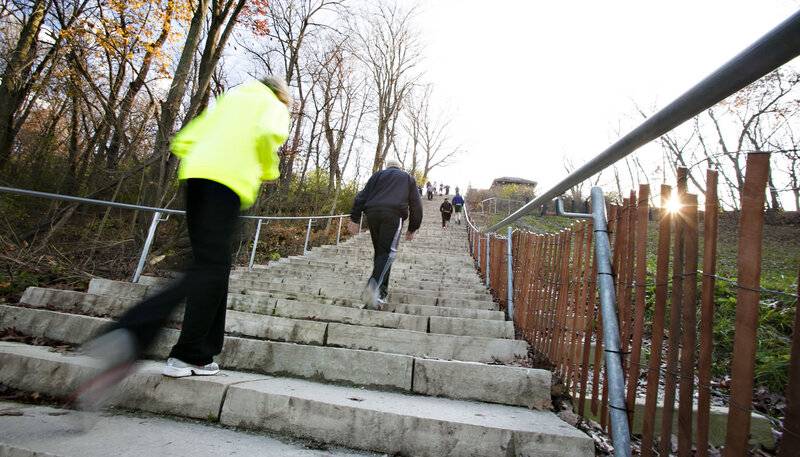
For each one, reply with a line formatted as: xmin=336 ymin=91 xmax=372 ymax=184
xmin=115 ymin=179 xmax=240 ymax=365
xmin=441 ymin=212 xmax=452 ymax=227
xmin=366 ymin=209 xmax=403 ymax=299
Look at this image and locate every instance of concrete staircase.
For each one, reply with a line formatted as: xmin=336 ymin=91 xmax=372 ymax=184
xmin=0 ymin=199 xmax=593 ymax=456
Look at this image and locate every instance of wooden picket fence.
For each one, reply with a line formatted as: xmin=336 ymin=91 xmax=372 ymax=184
xmin=468 ymin=153 xmax=799 ymax=456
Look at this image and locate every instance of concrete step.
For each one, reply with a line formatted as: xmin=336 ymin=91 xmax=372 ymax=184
xmin=0 ymin=400 xmax=373 ymax=457
xmin=270 ymin=299 xmax=513 ymax=339
xmin=231 ymin=270 xmax=490 ymax=295
xmin=21 ymin=288 xmax=327 ymax=346
xmin=281 ymin=258 xmax=478 ymax=275
xmin=0 ymin=305 xmax=547 ymax=408
xmin=325 ymin=323 xmax=526 ymax=363
xmin=135 ymin=275 xmax=498 ymax=311
xmin=227 ymin=275 xmax=492 ymax=302
xmin=257 ymin=268 xmax=486 ymax=290
xmin=248 ymin=271 xmax=486 ymax=293
xmin=0 ymin=305 xmax=411 ymax=391
xmin=18 ymin=289 xmax=520 ymax=362
xmin=310 ymin=249 xmax=472 ymax=263
xmin=303 ymin=257 xmax=478 ymax=270
xmin=0 ymin=343 xmax=591 ymax=456
xmin=263 ymin=256 xmax=483 ymax=277
xmin=89 ymin=278 xmax=506 ymax=321
xmin=314 ymin=241 xmax=469 ymax=251
xmin=317 ymin=287 xmax=497 ymax=310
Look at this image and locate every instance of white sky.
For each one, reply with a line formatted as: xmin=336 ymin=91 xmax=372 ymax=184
xmin=410 ymin=0 xmax=800 ymax=192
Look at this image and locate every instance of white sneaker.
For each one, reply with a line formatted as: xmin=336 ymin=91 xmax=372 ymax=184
xmin=361 ymin=279 xmax=380 ymax=310
xmin=162 ymin=357 xmax=220 ymax=378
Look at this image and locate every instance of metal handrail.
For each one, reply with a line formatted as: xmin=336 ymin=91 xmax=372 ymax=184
xmin=463 ymin=199 xmax=480 ymax=232
xmin=556 ymin=198 xmax=592 ymax=219
xmin=469 ymin=11 xmax=800 ymax=456
xmin=464 ymin=201 xmax=515 ymax=321
xmin=0 ymin=185 xmax=352 ymax=279
xmin=485 ymin=9 xmax=800 ymax=233
xmin=0 ymin=186 xmax=349 ymax=220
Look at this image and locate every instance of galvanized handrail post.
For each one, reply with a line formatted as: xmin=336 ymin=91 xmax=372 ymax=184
xmin=303 ymin=218 xmax=314 ymax=255
xmin=132 ymin=211 xmax=163 ymax=283
xmin=485 ymin=234 xmax=491 ymax=287
xmin=556 ymin=198 xmax=593 ymax=220
xmin=336 ymin=216 xmax=343 ymax=245
xmin=506 ymin=226 xmax=514 ymax=321
xmin=248 ymin=219 xmax=263 ymax=271
xmin=590 ymin=186 xmax=632 ymax=457
xmin=476 ymin=230 xmax=481 ymax=270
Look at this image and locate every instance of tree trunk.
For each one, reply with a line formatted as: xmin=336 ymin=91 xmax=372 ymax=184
xmin=106 ymin=0 xmax=174 ymax=170
xmin=0 ymin=0 xmax=48 ymax=167
xmin=152 ymin=0 xmax=211 ymax=203
xmin=767 ymin=167 xmax=782 ymax=211
xmin=183 ymin=0 xmax=247 ymax=123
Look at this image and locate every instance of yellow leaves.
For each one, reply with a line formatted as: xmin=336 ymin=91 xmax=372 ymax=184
xmin=173 ymin=0 xmax=195 ymax=23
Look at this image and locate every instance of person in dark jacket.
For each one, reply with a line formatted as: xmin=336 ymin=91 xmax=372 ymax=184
xmin=440 ymin=197 xmax=453 ymax=229
xmin=452 ymin=192 xmax=465 ymax=225
xmin=348 ymin=159 xmax=423 ymax=309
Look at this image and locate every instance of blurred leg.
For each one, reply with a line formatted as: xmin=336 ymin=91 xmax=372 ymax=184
xmin=169 ymin=179 xmax=239 ymax=366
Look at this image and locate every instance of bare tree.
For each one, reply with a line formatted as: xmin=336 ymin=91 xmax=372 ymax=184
xmin=239 ymin=0 xmax=342 ymax=191
xmin=395 ymin=84 xmax=461 ymax=182
xmin=351 ymin=2 xmax=421 ymax=172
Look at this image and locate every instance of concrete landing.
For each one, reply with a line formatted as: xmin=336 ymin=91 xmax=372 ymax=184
xmin=0 ymin=401 xmax=377 ymax=457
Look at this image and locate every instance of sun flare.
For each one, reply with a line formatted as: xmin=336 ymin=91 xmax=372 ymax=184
xmin=664 ymin=194 xmax=682 ymax=213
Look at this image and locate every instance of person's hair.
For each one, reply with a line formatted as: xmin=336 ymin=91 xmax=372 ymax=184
xmin=385 ymin=158 xmax=401 ymax=169
xmin=260 ymin=75 xmax=293 ymax=107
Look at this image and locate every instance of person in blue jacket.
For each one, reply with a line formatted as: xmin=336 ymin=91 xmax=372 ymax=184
xmin=452 ymin=192 xmax=465 ymax=225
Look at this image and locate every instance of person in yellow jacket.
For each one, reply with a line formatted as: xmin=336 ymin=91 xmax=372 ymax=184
xmin=72 ymin=77 xmax=291 ymax=409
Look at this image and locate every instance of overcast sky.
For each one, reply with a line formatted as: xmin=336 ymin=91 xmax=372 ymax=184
xmin=408 ymin=0 xmax=800 ymax=193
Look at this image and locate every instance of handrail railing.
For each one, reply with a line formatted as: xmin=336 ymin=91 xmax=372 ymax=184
xmin=463 ymin=198 xmax=479 ymax=233
xmin=468 ymin=10 xmax=800 ymax=457
xmin=485 ymin=9 xmax=800 ymax=234
xmin=556 ymin=198 xmax=592 ymax=219
xmin=0 ymin=186 xmax=351 ymax=279
xmin=0 ymin=186 xmax=348 ymax=221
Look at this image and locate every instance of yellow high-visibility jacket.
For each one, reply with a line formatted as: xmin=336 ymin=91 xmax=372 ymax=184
xmin=171 ymin=81 xmax=290 ymax=209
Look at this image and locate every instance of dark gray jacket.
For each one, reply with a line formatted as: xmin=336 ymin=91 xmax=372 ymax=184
xmin=350 ymin=167 xmax=423 ymax=232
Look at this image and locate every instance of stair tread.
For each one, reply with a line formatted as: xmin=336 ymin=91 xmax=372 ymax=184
xmin=0 ymin=343 xmax=593 ymax=457
xmin=0 ymin=400 xmax=374 ymax=457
